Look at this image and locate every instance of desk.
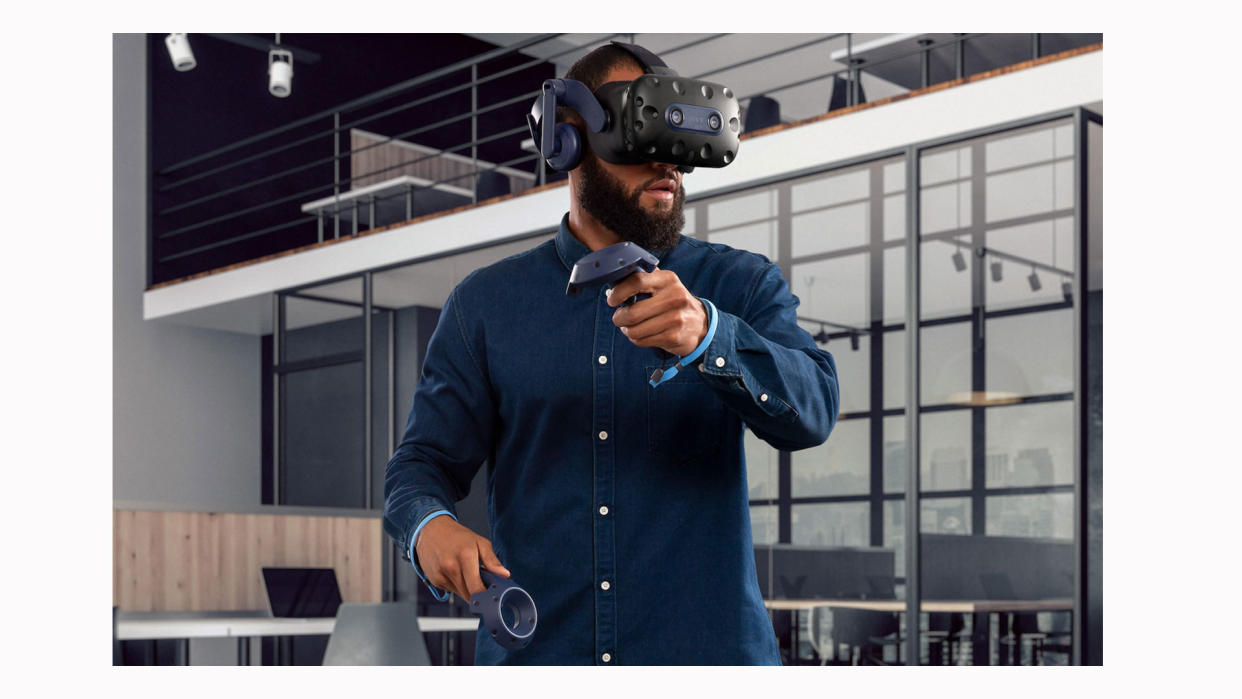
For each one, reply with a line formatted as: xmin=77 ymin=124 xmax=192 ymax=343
xmin=300 ymin=175 xmax=473 ymax=237
xmin=116 ymin=612 xmax=479 ymax=665
xmin=763 ymin=598 xmax=1072 ymax=665
xmin=764 ymin=598 xmax=1071 ymax=614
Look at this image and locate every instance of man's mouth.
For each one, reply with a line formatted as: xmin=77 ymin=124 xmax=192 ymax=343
xmin=642 ymin=178 xmax=678 ymax=202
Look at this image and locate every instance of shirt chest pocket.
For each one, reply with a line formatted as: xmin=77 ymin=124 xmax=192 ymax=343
xmin=645 ymin=365 xmax=732 ymax=464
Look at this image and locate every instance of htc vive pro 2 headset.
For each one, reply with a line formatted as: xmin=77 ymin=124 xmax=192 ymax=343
xmin=525 ymin=41 xmax=742 ymax=174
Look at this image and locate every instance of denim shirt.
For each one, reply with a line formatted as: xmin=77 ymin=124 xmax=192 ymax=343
xmin=383 ymin=212 xmax=839 ymax=665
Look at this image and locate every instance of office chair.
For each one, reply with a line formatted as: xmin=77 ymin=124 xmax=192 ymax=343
xmin=1034 ymin=612 xmax=1073 ymax=665
xmin=476 ymin=170 xmax=511 ymax=202
xmin=828 ymin=607 xmax=901 ymax=665
xmin=828 ymin=75 xmax=868 ymax=112
xmin=322 ymin=602 xmax=432 ymax=665
xmin=743 ymin=95 xmax=781 ymax=133
xmin=979 ymin=572 xmax=1048 ymax=665
xmin=926 ymin=612 xmax=967 ymax=665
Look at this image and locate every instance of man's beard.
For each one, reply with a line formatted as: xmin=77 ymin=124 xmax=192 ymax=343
xmin=577 ymin=154 xmax=685 ymax=253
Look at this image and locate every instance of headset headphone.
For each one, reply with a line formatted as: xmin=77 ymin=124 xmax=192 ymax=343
xmin=526 ymin=41 xmax=740 ymax=174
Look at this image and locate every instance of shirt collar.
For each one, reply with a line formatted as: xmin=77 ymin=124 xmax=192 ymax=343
xmin=554 ymin=211 xmax=680 ymax=273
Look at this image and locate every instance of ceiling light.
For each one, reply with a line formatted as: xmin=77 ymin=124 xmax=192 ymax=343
xmin=269 ymin=34 xmax=293 ymax=98
xmin=813 ymin=325 xmax=830 ymax=345
xmin=951 ymin=247 xmax=966 ymax=272
xmin=1062 ymin=279 xmax=1073 ymax=304
xmin=165 ymin=33 xmax=196 ymax=72
xmin=849 ymin=331 xmax=860 ymax=351
xmin=990 ymin=260 xmax=1003 ymax=282
xmin=1028 ymin=266 xmax=1041 ymax=292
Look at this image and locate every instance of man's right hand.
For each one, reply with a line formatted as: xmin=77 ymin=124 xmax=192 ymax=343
xmin=414 ymin=515 xmax=510 ymax=601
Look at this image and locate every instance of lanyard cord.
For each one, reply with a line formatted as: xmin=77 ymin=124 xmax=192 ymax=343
xmin=649 ymin=297 xmax=718 ymax=387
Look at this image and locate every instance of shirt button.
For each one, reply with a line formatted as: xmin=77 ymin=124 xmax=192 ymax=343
xmin=599 ymin=431 xmax=608 ymax=441
xmin=601 ymin=580 xmax=611 ymax=591
xmin=602 ymin=652 xmax=612 ymax=663
xmin=715 ymin=356 xmax=725 ymax=368
xmin=760 ymin=393 xmax=769 ymax=402
xmin=599 ymin=505 xmax=609 ymax=516
xmin=598 ymin=355 xmax=608 ymax=365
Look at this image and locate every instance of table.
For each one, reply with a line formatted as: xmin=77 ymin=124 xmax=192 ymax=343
xmin=763 ymin=598 xmax=1072 ymax=665
xmin=764 ymin=598 xmax=1071 ymax=614
xmin=116 ymin=612 xmax=479 ymax=665
xmin=300 ymin=174 xmax=473 ymax=238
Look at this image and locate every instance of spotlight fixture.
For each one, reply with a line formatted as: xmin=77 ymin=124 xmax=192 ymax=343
xmin=990 ymin=260 xmax=1003 ymax=282
xmin=165 ymin=33 xmax=196 ymax=72
xmin=268 ymin=34 xmax=293 ymax=98
xmin=1062 ymin=279 xmax=1073 ymax=304
xmin=1027 ymin=266 xmax=1042 ymax=292
xmin=849 ymin=331 xmax=860 ymax=351
xmin=951 ymin=246 xmax=967 ymax=272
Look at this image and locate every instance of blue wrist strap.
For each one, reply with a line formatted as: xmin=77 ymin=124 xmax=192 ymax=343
xmin=409 ymin=509 xmax=456 ymax=602
xmin=649 ymin=297 xmax=718 ymax=387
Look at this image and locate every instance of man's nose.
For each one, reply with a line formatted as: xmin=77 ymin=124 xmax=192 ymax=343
xmin=650 ymin=161 xmax=679 ymax=178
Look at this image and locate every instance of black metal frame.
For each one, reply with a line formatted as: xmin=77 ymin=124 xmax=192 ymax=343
xmin=685 ymin=107 xmax=1100 ymax=664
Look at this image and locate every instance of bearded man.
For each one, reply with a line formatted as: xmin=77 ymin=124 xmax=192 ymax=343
xmin=383 ymin=43 xmax=839 ymax=665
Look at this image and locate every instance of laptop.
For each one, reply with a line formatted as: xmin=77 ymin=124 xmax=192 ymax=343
xmin=261 ymin=567 xmax=343 ymax=618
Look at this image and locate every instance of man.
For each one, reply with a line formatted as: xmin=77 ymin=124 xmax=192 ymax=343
xmin=383 ymin=43 xmax=839 ymax=665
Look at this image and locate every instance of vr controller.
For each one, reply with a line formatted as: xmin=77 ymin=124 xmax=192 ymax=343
xmin=527 ymin=41 xmax=741 ymax=173
xmin=565 ymin=240 xmax=659 ymax=307
xmin=469 ymin=568 xmax=538 ymax=651
xmin=569 ymin=241 xmax=722 ymax=386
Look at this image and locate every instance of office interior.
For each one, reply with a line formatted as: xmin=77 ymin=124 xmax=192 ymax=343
xmin=113 ymin=32 xmax=1103 ymax=666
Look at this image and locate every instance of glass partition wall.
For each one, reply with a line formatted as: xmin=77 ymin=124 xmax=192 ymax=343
xmin=694 ymin=108 xmax=1099 ymax=665
xmin=915 ymin=117 xmax=1081 ymax=666
xmin=701 ymin=155 xmax=911 ymax=664
xmin=264 ymin=108 xmax=1101 ymax=665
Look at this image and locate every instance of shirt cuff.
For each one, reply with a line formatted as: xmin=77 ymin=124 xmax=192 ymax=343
xmin=694 ymin=305 xmax=798 ymax=422
xmin=408 ymin=510 xmax=457 ymax=602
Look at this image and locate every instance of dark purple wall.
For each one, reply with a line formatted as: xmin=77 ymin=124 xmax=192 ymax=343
xmin=148 ymin=33 xmax=556 ymax=284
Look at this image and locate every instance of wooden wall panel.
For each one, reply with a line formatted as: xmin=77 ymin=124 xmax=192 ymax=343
xmin=113 ymin=510 xmax=383 ymax=612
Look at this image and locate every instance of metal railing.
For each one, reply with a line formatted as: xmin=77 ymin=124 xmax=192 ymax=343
xmin=149 ymin=33 xmax=1100 ymax=286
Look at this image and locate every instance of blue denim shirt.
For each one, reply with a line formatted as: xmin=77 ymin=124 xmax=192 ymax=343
xmin=383 ymin=212 xmax=839 ymax=665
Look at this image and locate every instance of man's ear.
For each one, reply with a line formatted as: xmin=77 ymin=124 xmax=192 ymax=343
xmin=563 ymin=111 xmax=585 ymax=131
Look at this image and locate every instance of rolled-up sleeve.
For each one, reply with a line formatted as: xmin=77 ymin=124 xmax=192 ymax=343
xmin=696 ymin=262 xmax=839 ymax=451
xmin=383 ymin=284 xmax=494 ymax=566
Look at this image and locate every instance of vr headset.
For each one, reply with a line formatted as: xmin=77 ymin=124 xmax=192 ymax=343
xmin=526 ymin=41 xmax=741 ymax=174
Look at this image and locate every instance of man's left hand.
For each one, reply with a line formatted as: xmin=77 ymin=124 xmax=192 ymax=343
xmin=608 ymin=269 xmax=708 ymax=358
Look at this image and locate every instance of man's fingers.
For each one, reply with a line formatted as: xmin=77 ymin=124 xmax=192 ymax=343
xmin=612 ymin=291 xmax=680 ymax=329
xmin=620 ymin=312 xmax=680 ymax=344
xmin=436 ymin=558 xmax=465 ymax=600
xmin=608 ymin=269 xmax=667 ymax=308
xmin=460 ymin=549 xmax=487 ymax=598
xmin=477 ymin=539 xmax=511 ymax=578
